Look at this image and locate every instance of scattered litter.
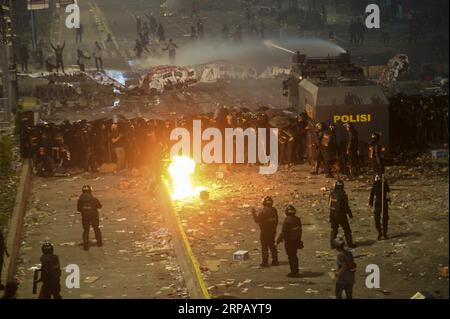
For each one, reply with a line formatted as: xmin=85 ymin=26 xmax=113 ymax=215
xmin=59 ymin=242 xmax=76 ymax=246
xmin=233 ymin=250 xmax=249 ymax=261
xmin=438 ymin=266 xmax=449 ymax=278
xmin=305 ymin=288 xmax=319 ymax=294
xmin=411 ymin=292 xmax=426 ymax=299
xmin=84 ymin=276 xmax=100 ymax=284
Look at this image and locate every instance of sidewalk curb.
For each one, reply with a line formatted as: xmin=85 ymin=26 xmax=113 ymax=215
xmin=4 ymin=159 xmax=33 ymax=283
xmin=157 ymin=183 xmax=210 ymax=299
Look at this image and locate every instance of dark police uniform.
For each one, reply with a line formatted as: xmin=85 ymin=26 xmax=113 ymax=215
xmin=277 ymin=215 xmax=303 ymax=276
xmin=77 ymin=193 xmax=103 ymax=250
xmin=368 ymin=141 xmax=384 ymax=175
xmin=312 ymin=127 xmax=332 ymax=177
xmin=329 ymin=189 xmax=355 ymax=248
xmin=253 ymin=207 xmax=279 ymax=266
xmin=335 ymin=248 xmax=356 ymax=299
xmin=39 ymin=253 xmax=62 ymax=299
xmin=369 ymin=179 xmax=391 ymax=239
xmin=345 ymin=126 xmax=359 ymax=176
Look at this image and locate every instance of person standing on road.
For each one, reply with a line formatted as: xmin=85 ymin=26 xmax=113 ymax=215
xmin=344 ymin=123 xmax=359 ymax=177
xmin=19 ymin=44 xmax=29 ymax=72
xmin=77 ymin=185 xmax=103 ymax=251
xmin=51 ymin=42 xmax=66 ymax=73
xmin=157 ymin=23 xmax=166 ymax=43
xmin=37 ymin=242 xmax=62 ymax=299
xmin=369 ymin=175 xmax=391 ymax=240
xmin=111 ymin=123 xmax=126 ymax=171
xmin=334 ymin=237 xmax=356 ymax=299
xmin=93 ymin=41 xmax=104 ymax=72
xmin=163 ymin=39 xmax=178 ymax=65
xmin=0 ymin=229 xmax=10 ymax=290
xmin=75 ymin=23 xmax=83 ymax=44
xmin=277 ymin=205 xmax=303 ymax=278
xmin=252 ymin=196 xmax=279 ymax=268
xmin=76 ymin=48 xmax=91 ymax=72
xmin=368 ymin=132 xmax=384 ymax=175
xmin=329 ymin=180 xmax=356 ymax=249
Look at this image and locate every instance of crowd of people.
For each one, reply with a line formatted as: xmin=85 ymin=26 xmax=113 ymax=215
xmin=18 ymin=104 xmax=393 ymax=180
xmin=389 ymin=94 xmax=449 ymax=148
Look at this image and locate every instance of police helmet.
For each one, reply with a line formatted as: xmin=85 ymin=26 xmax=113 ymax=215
xmin=285 ymin=205 xmax=296 ymax=215
xmin=262 ymin=196 xmax=273 ymax=207
xmin=371 ymin=132 xmax=380 ymax=141
xmin=329 ymin=123 xmax=336 ymax=131
xmin=374 ymin=175 xmax=381 ymax=182
xmin=82 ymin=185 xmax=92 ymax=193
xmin=41 ymin=241 xmax=54 ymax=255
xmin=334 ymin=180 xmax=345 ymax=190
xmin=315 ymin=122 xmax=324 ymax=130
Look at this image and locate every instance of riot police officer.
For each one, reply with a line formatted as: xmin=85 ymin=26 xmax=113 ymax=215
xmin=344 ymin=123 xmax=359 ymax=177
xmin=77 ymin=185 xmax=103 ymax=251
xmin=311 ymin=123 xmax=332 ymax=178
xmin=329 ymin=180 xmax=356 ymax=248
xmin=334 ymin=237 xmax=356 ymax=299
xmin=277 ymin=205 xmax=303 ymax=278
xmin=251 ymin=196 xmax=279 ymax=267
xmin=369 ymin=175 xmax=391 ymax=240
xmin=368 ymin=132 xmax=384 ymax=175
xmin=38 ymin=242 xmax=62 ymax=299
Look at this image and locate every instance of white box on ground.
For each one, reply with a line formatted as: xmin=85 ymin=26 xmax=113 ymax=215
xmin=233 ymin=250 xmax=249 ymax=261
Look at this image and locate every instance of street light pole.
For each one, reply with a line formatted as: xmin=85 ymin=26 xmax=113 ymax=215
xmin=3 ymin=0 xmax=17 ymax=123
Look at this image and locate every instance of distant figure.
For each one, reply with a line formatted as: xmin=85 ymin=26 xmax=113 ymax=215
xmin=157 ymin=23 xmax=166 ymax=42
xmin=19 ymin=44 xmax=29 ymax=72
xmin=133 ymin=38 xmax=150 ymax=58
xmin=382 ymin=23 xmax=390 ymax=44
xmin=134 ymin=14 xmax=142 ymax=35
xmin=35 ymin=47 xmax=44 ymax=69
xmin=163 ymin=39 xmax=178 ymax=65
xmin=93 ymin=41 xmax=104 ymax=71
xmin=222 ymin=24 xmax=229 ymax=41
xmin=146 ymin=13 xmax=158 ymax=34
xmin=75 ymin=23 xmax=83 ymax=44
xmin=190 ymin=26 xmax=197 ymax=43
xmin=106 ymin=33 xmax=113 ymax=44
xmin=50 ymin=42 xmax=66 ymax=73
xmin=197 ymin=19 xmax=205 ymax=40
xmin=76 ymin=48 xmax=90 ymax=72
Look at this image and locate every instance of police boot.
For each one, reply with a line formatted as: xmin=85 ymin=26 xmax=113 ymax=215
xmin=377 ymin=232 xmax=383 ymax=241
xmin=345 ymin=233 xmax=356 ymax=248
xmin=310 ymin=163 xmax=319 ymax=175
xmin=94 ymin=227 xmax=103 ymax=247
xmin=287 ymin=259 xmax=300 ymax=277
xmin=383 ymin=227 xmax=389 ymax=240
xmin=82 ymin=232 xmax=89 ymax=251
xmin=260 ymin=249 xmax=269 ymax=267
xmin=270 ymin=247 xmax=279 ymax=266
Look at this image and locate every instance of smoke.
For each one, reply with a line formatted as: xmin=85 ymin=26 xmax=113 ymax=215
xmin=133 ymin=36 xmax=347 ymax=71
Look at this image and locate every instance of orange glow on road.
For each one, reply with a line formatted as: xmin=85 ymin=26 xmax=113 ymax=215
xmin=167 ymin=156 xmax=207 ymax=200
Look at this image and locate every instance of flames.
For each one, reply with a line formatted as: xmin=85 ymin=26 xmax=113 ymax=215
xmin=167 ymin=156 xmax=207 ymax=200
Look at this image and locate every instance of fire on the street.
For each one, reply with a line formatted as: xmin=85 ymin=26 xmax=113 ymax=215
xmin=167 ymin=156 xmax=207 ymax=201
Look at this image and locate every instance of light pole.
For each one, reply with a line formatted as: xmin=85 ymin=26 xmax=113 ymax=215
xmin=0 ymin=0 xmax=17 ymax=124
